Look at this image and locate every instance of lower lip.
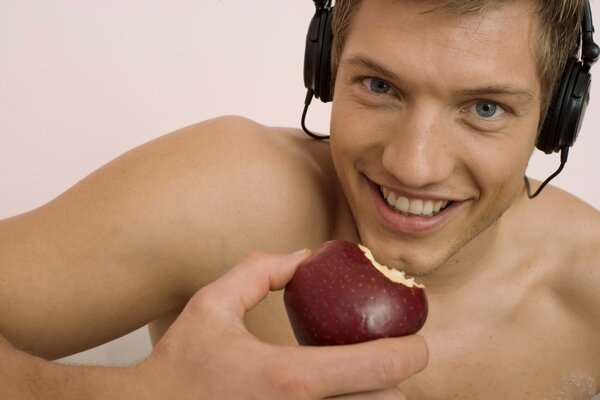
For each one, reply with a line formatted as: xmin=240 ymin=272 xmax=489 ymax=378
xmin=368 ymin=179 xmax=463 ymax=235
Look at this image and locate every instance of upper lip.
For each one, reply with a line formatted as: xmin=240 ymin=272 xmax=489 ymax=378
xmin=376 ymin=182 xmax=462 ymax=203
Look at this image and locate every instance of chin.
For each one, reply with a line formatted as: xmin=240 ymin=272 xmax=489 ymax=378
xmin=360 ymin=209 xmax=504 ymax=278
xmin=359 ymin=234 xmax=453 ymax=277
xmin=343 ymin=172 xmax=524 ymax=280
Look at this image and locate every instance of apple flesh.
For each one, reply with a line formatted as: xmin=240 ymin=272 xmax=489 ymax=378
xmin=284 ymin=240 xmax=428 ymax=346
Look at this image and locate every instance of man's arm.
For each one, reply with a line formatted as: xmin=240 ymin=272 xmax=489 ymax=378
xmin=0 ymin=250 xmax=429 ymax=399
xmin=0 ymin=115 xmax=336 ymax=358
xmin=0 ymin=334 xmax=140 ymax=399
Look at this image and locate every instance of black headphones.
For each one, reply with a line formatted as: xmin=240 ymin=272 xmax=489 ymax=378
xmin=302 ymin=0 xmax=599 ymax=152
xmin=304 ymin=0 xmax=334 ymax=105
xmin=536 ymin=0 xmax=599 ymax=154
xmin=301 ymin=0 xmax=599 ymax=196
xmin=301 ymin=0 xmax=334 ymax=139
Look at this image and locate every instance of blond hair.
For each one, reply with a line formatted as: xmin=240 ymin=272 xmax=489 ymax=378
xmin=330 ymin=0 xmax=585 ymax=117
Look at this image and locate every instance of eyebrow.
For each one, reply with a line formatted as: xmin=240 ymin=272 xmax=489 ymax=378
xmin=341 ymin=55 xmax=403 ymax=84
xmin=453 ymin=86 xmax=535 ymax=103
xmin=341 ymin=54 xmax=536 ymax=104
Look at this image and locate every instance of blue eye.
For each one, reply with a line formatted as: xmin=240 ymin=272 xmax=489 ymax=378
xmin=474 ymin=101 xmax=504 ymax=118
xmin=362 ymin=78 xmax=391 ymax=94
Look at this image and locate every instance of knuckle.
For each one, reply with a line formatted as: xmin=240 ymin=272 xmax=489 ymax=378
xmin=369 ymin=355 xmax=409 ymax=386
xmin=186 ymin=288 xmax=218 ymax=317
xmin=187 ymin=287 xmax=210 ymax=309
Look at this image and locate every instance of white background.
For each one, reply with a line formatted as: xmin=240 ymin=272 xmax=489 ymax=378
xmin=1 ymin=1 xmax=598 ymax=366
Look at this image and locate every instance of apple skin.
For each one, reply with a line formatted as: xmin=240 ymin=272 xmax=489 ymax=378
xmin=284 ymin=240 xmax=428 ymax=346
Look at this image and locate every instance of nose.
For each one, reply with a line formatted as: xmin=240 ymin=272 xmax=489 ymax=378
xmin=381 ymin=101 xmax=455 ymax=189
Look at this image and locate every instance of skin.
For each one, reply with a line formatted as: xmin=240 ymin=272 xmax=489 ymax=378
xmin=327 ymin=1 xmax=600 ymax=397
xmin=0 ymin=0 xmax=599 ymax=398
xmin=0 ymin=250 xmax=428 ymax=399
xmin=330 ymin=0 xmax=540 ymax=278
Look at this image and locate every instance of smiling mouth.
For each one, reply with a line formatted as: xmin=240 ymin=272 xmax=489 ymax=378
xmin=379 ymin=186 xmax=454 ymax=217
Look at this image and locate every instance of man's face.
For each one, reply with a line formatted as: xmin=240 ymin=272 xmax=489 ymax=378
xmin=330 ymin=0 xmax=542 ymax=276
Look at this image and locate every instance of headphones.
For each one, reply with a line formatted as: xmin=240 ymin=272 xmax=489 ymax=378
xmin=304 ymin=0 xmax=334 ymax=105
xmin=537 ymin=0 xmax=599 ymax=154
xmin=302 ymin=0 xmax=599 ymax=155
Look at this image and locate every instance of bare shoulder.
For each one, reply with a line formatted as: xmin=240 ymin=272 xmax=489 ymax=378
xmin=136 ymin=115 xmax=342 ymax=282
xmin=140 ymin=116 xmax=347 ymax=344
xmin=0 ymin=115 xmax=343 ymax=356
xmin=522 ymin=182 xmax=599 ymax=244
xmin=538 ymin=184 xmax=599 ymax=256
xmin=529 ymin=183 xmax=600 ymax=324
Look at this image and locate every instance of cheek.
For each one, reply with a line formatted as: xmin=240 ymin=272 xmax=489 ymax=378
xmin=466 ymin=137 xmax=533 ymax=200
xmin=330 ymin=100 xmax=349 ymax=159
xmin=330 ymin=100 xmax=368 ymax=168
xmin=330 ymin=98 xmax=393 ymax=166
xmin=461 ymin=114 xmax=539 ymax=187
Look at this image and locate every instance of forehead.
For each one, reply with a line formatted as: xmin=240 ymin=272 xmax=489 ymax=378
xmin=341 ymin=0 xmax=541 ymax=98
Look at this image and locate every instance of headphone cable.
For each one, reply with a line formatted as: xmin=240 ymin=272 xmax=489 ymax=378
xmin=524 ymin=146 xmax=570 ymax=199
xmin=301 ymin=89 xmax=330 ymax=140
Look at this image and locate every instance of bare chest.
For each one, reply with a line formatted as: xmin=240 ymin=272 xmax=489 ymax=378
xmin=399 ymin=288 xmax=599 ymax=399
xmin=401 ymin=322 xmax=598 ymax=399
xmin=246 ymin=284 xmax=599 ymax=399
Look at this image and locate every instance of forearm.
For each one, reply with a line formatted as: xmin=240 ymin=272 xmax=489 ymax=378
xmin=0 ymin=336 xmax=147 ymax=399
xmin=0 ymin=205 xmax=184 ymax=359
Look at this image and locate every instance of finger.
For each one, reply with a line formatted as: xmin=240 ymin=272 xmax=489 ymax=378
xmin=288 ymin=335 xmax=428 ymax=398
xmin=327 ymin=386 xmax=407 ymax=400
xmin=208 ymin=249 xmax=312 ymax=318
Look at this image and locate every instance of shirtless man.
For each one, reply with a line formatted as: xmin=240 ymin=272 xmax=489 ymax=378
xmin=1 ymin=0 xmax=599 ymax=398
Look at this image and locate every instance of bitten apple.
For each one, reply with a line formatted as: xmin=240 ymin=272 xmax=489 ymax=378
xmin=284 ymin=240 xmax=428 ymax=346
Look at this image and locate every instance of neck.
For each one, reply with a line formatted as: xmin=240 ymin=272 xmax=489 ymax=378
xmin=422 ymin=223 xmax=501 ymax=294
xmin=419 ymin=190 xmax=527 ymax=295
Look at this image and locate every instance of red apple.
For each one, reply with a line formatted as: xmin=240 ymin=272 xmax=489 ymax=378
xmin=284 ymin=240 xmax=428 ymax=346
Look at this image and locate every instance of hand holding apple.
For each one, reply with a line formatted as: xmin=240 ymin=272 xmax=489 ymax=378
xmin=284 ymin=240 xmax=428 ymax=346
xmin=138 ymin=249 xmax=428 ymax=399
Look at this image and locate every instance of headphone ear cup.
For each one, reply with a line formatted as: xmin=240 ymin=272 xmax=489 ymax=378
xmin=537 ymin=56 xmax=591 ymax=153
xmin=304 ymin=12 xmax=322 ymax=97
xmin=303 ymin=5 xmax=334 ymax=103
xmin=557 ymin=62 xmax=591 ymax=149
xmin=317 ymin=9 xmax=334 ymax=102
xmin=537 ymin=57 xmax=577 ymax=153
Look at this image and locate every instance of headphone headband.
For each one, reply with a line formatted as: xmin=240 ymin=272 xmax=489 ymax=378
xmin=582 ymin=0 xmax=600 ymax=64
xmin=313 ymin=0 xmax=331 ymax=10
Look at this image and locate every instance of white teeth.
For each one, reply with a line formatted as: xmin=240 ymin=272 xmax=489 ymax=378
xmin=395 ymin=196 xmax=410 ymax=213
xmin=381 ymin=186 xmax=451 ymax=217
xmin=409 ymin=199 xmax=423 ymax=214
xmin=422 ymin=200 xmax=434 ymax=216
xmin=386 ymin=191 xmax=397 ymax=207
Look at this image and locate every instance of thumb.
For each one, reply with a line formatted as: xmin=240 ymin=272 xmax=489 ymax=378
xmin=208 ymin=249 xmax=312 ymax=319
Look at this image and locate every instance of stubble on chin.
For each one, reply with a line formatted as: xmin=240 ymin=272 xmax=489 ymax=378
xmin=412 ymin=183 xmax=524 ymax=278
xmin=376 ymin=182 xmax=524 ymax=278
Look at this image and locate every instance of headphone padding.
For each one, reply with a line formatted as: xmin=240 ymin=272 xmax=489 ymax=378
xmin=537 ymin=57 xmax=578 ymax=154
xmin=303 ymin=5 xmax=334 ymax=102
xmin=304 ymin=12 xmax=323 ymax=95
xmin=555 ymin=62 xmax=591 ymax=149
xmin=317 ymin=9 xmax=334 ymax=102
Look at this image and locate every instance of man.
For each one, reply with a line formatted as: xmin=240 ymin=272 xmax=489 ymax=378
xmin=1 ymin=0 xmax=599 ymax=399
